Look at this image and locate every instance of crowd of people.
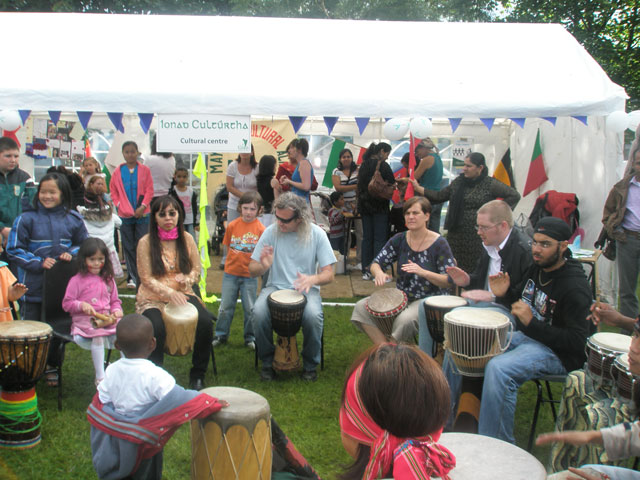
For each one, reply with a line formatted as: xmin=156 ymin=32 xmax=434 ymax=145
xmin=2 ymin=131 xmax=640 ymax=480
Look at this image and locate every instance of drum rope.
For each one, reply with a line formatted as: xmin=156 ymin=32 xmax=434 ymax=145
xmin=0 ymin=394 xmax=42 ymax=434
xmin=0 ymin=351 xmax=25 ymax=373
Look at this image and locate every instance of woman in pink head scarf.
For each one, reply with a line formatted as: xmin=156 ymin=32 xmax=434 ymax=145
xmin=339 ymin=343 xmax=456 ymax=480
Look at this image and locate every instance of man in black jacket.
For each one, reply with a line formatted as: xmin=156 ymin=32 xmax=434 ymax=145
xmin=443 ymin=216 xmax=592 ymax=443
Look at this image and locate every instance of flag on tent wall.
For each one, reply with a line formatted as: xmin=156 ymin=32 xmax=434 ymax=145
xmin=493 ymin=148 xmax=515 ymax=188
xmin=523 ymin=130 xmax=548 ymax=197
xmin=322 ymin=139 xmax=346 ymax=187
xmin=356 ymin=147 xmax=366 ymax=165
xmin=404 ymin=135 xmax=422 ymax=199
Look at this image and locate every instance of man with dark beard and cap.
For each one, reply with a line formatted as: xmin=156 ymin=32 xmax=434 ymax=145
xmin=443 ymin=216 xmax=593 ymax=444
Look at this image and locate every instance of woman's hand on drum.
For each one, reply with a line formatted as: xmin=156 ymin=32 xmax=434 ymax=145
xmin=488 ymin=272 xmax=510 ymax=298
xmin=446 ymin=266 xmax=470 ymax=287
xmin=42 ymin=257 xmax=56 ymax=269
xmin=81 ymin=302 xmax=97 ymax=316
xmin=174 ymin=273 xmax=192 ymax=289
xmin=511 ymin=300 xmax=533 ymax=326
xmin=59 ymin=252 xmax=72 ymax=262
xmin=293 ymin=272 xmax=315 ymax=294
xmin=373 ymin=272 xmax=391 ymax=287
xmin=168 ymin=290 xmax=189 ymax=306
xmin=401 ymin=260 xmax=424 ymax=277
xmin=260 ymin=245 xmax=274 ymax=270
xmin=461 ymin=289 xmax=494 ymax=303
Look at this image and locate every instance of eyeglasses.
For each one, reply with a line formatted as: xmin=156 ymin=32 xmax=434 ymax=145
xmin=158 ymin=210 xmax=178 ymax=218
xmin=475 ymin=224 xmax=497 ymax=232
xmin=531 ymin=240 xmax=557 ymax=249
xmin=275 ymin=213 xmax=298 ymax=224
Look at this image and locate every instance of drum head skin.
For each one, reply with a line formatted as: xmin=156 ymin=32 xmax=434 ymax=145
xmin=367 ymin=289 xmax=407 ymax=314
xmin=424 ymin=295 xmax=467 ymax=309
xmin=590 ymin=332 xmax=632 ymax=353
xmin=269 ymin=289 xmax=305 ymax=305
xmin=197 ymin=387 xmax=270 ymax=431
xmin=0 ymin=321 xmax=52 ymax=339
xmin=163 ymin=302 xmax=198 ymax=321
xmin=444 ymin=307 xmax=510 ymax=328
xmin=617 ymin=353 xmax=630 ymax=369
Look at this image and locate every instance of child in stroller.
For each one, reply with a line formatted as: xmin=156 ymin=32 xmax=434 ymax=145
xmin=210 ymin=184 xmax=228 ymax=256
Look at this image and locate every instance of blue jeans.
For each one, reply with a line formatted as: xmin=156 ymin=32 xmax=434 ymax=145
xmin=361 ymin=212 xmax=388 ymax=272
xmin=616 ymin=235 xmax=640 ymax=319
xmin=215 ymin=273 xmax=257 ymax=342
xmin=253 ymin=286 xmax=323 ymax=372
xmin=119 ymin=218 xmax=149 ymax=285
xmin=443 ymin=330 xmax=566 ymax=443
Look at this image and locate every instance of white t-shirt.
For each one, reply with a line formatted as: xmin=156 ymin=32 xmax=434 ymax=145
xmin=251 ymin=223 xmax=336 ymax=292
xmin=97 ymin=357 xmax=176 ymax=416
xmin=143 ymin=154 xmax=176 ymax=197
xmin=227 ymin=162 xmax=258 ymax=210
xmin=175 ymin=186 xmax=194 ymax=225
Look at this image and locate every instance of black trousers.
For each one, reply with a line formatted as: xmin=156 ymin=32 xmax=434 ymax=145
xmin=143 ymin=296 xmax=214 ymax=379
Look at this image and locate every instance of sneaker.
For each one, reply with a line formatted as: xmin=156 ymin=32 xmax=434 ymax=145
xmin=347 ymin=262 xmax=362 ymax=272
xmin=126 ymin=280 xmax=136 ymax=289
xmin=188 ymin=377 xmax=204 ymax=391
xmin=260 ymin=367 xmax=276 ymax=382
xmin=300 ymin=370 xmax=318 ymax=382
xmin=362 ymin=272 xmax=372 ymax=281
xmin=245 ymin=340 xmax=256 ymax=350
xmin=212 ymin=336 xmax=227 ymax=348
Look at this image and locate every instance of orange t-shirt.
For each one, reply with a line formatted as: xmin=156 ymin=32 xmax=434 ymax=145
xmin=223 ymin=217 xmax=266 ymax=278
xmin=0 ymin=265 xmax=17 ymax=322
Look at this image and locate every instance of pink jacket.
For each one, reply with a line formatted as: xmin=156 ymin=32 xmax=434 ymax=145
xmin=110 ymin=163 xmax=154 ymax=218
xmin=62 ymin=272 xmax=122 ymax=338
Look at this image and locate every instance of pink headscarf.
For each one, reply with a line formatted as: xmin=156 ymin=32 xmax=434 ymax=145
xmin=339 ymin=363 xmax=456 ymax=480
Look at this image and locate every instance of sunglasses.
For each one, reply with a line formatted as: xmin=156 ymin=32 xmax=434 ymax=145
xmin=275 ymin=213 xmax=299 ymax=224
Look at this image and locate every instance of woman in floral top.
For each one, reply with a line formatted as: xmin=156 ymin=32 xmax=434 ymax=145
xmin=350 ymin=196 xmax=455 ymax=344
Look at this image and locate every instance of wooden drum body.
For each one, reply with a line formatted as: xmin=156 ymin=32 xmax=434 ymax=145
xmin=586 ymin=332 xmax=631 ymax=386
xmin=267 ymin=290 xmax=306 ymax=372
xmin=0 ymin=321 xmax=53 ymax=449
xmin=612 ymin=353 xmax=640 ymax=406
xmin=191 ymin=386 xmax=271 ymax=480
xmin=162 ymin=302 xmax=198 ymax=356
xmin=365 ymin=289 xmax=408 ymax=338
xmin=444 ymin=307 xmax=512 ymax=377
xmin=423 ymin=295 xmax=467 ymax=344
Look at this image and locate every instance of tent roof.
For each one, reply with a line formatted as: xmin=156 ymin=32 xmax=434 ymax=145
xmin=0 ymin=13 xmax=627 ymax=118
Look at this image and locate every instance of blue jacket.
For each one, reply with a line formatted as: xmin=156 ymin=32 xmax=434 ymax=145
xmin=6 ymin=202 xmax=88 ymax=302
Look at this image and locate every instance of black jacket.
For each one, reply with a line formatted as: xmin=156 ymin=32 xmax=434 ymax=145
xmin=357 ymin=157 xmax=394 ymax=216
xmin=468 ymin=228 xmax=532 ymax=307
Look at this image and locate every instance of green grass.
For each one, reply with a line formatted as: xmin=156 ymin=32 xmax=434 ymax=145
xmin=1 ymin=294 xmax=560 ymax=479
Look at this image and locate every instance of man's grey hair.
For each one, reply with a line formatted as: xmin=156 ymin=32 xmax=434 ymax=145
xmin=273 ymin=192 xmax=312 ymax=241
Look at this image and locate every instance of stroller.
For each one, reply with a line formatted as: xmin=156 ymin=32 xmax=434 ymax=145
xmin=210 ymin=184 xmax=228 ymax=256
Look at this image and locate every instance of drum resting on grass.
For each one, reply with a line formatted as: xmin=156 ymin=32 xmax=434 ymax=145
xmin=267 ymin=289 xmax=306 ymax=371
xmin=444 ymin=307 xmax=512 ymax=377
xmin=163 ymin=302 xmax=198 ymax=356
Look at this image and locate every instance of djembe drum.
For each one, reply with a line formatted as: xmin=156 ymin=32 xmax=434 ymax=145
xmin=162 ymin=302 xmax=198 ymax=356
xmin=585 ymin=332 xmax=631 ymax=386
xmin=267 ymin=289 xmax=307 ymax=371
xmin=365 ymin=289 xmax=408 ymax=338
xmin=0 ymin=320 xmax=52 ymax=449
xmin=444 ymin=307 xmax=512 ymax=377
xmin=423 ymin=295 xmax=467 ymax=354
xmin=191 ymin=386 xmax=271 ymax=480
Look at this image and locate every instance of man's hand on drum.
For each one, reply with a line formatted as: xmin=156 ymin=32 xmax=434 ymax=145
xmin=488 ymin=272 xmax=510 ymax=297
xmin=588 ymin=302 xmax=635 ymax=330
xmin=461 ymin=289 xmax=494 ymax=303
xmin=260 ymin=245 xmax=274 ymax=270
xmin=59 ymin=252 xmax=72 ymax=262
xmin=81 ymin=302 xmax=97 ymax=316
xmin=293 ymin=272 xmax=315 ymax=294
xmin=511 ymin=300 xmax=533 ymax=326
xmin=168 ymin=290 xmax=188 ymax=306
xmin=446 ymin=266 xmax=470 ymax=287
xmin=42 ymin=257 xmax=56 ymax=269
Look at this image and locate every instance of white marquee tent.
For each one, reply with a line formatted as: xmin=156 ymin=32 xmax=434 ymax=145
xmin=0 ymin=13 xmax=630 ymax=299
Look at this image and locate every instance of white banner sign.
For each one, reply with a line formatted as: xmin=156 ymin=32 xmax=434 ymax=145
xmin=157 ymin=114 xmax=251 ymax=153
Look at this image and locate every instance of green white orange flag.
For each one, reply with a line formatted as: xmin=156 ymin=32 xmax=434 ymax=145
xmin=193 ymin=153 xmax=217 ymax=304
xmin=523 ymin=130 xmax=548 ymax=197
xmin=322 ymin=139 xmax=346 ymax=187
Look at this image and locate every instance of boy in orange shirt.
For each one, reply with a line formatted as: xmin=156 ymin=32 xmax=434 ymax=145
xmin=0 ymin=239 xmax=27 ymax=321
xmin=213 ymin=192 xmax=265 ymax=349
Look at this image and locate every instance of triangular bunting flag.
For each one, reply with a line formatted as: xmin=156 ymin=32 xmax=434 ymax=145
xmin=493 ymin=148 xmax=515 ymax=188
xmin=323 ymin=117 xmax=339 ymax=135
xmin=542 ymin=117 xmax=557 ymax=126
xmin=138 ymin=113 xmax=154 ymax=134
xmin=523 ymin=130 xmax=548 ymax=197
xmin=107 ymin=112 xmax=125 ymax=133
xmin=449 ymin=118 xmax=462 ymax=133
xmin=76 ymin=111 xmax=93 ymax=130
xmin=49 ymin=111 xmax=61 ymax=125
xmin=572 ymin=116 xmax=588 ymax=126
xmin=289 ymin=116 xmax=306 ymax=134
xmin=480 ymin=118 xmax=495 ymax=131
xmin=355 ymin=117 xmax=369 ymax=135
xmin=510 ymin=118 xmax=526 ymax=128
xmin=18 ymin=110 xmax=30 ymax=125
xmin=322 ymin=139 xmax=346 ymax=187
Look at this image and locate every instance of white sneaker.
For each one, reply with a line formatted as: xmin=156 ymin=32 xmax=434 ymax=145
xmin=126 ymin=280 xmax=136 ymax=289
xmin=348 ymin=263 xmax=362 ymax=271
xmin=362 ymin=272 xmax=372 ymax=281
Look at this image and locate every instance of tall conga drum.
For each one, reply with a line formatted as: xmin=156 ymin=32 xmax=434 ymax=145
xmin=162 ymin=302 xmax=198 ymax=356
xmin=423 ymin=295 xmax=468 ymax=355
xmin=0 ymin=320 xmax=52 ymax=449
xmin=191 ymin=386 xmax=272 ymax=480
xmin=267 ymin=290 xmax=306 ymax=371
xmin=365 ymin=289 xmax=408 ymax=339
xmin=585 ymin=332 xmax=631 ymax=386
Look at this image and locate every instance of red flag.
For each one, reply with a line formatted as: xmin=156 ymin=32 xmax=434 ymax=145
xmin=356 ymin=147 xmax=366 ymax=165
xmin=523 ymin=130 xmax=548 ymax=197
xmin=404 ymin=135 xmax=423 ymax=200
xmin=85 ymin=138 xmax=93 ymax=158
xmin=2 ymin=128 xmax=20 ymax=147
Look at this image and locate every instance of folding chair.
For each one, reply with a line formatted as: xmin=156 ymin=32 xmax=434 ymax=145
xmin=527 ymin=374 xmax=567 ymax=451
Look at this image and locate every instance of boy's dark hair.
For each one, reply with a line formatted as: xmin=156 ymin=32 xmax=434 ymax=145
xmin=121 ymin=140 xmax=139 ymax=153
xmin=238 ymin=191 xmax=263 ymax=211
xmin=330 ymin=191 xmax=343 ymax=206
xmin=116 ymin=314 xmax=154 ymax=357
xmin=0 ymin=136 xmax=19 ymax=154
xmin=175 ymin=166 xmax=188 ymax=175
